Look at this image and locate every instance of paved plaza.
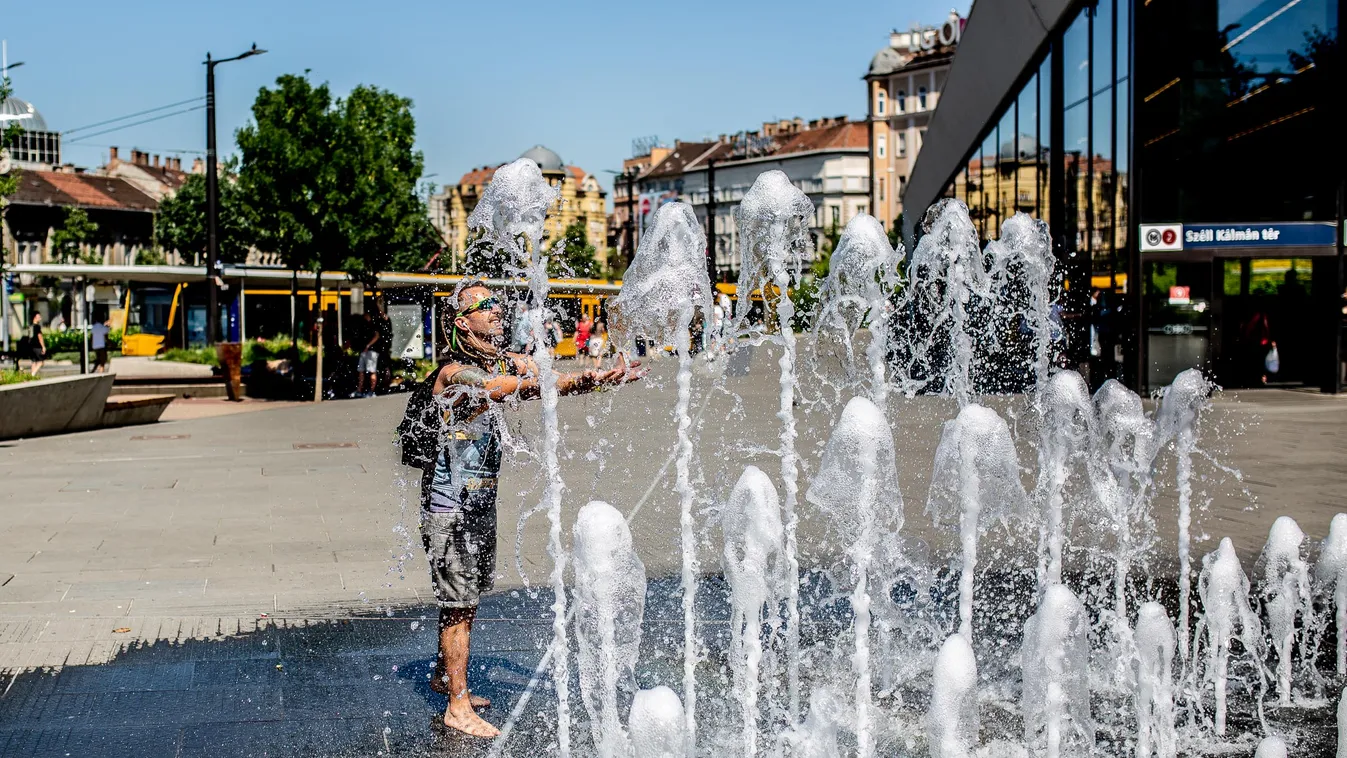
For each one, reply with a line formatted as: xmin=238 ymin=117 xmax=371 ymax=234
xmin=2 ymin=346 xmax=1346 ymax=756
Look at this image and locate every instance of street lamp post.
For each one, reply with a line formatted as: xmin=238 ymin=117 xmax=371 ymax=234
xmin=204 ymin=44 xmax=266 ymax=346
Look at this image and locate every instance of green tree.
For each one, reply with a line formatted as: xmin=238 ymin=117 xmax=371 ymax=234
xmin=235 ymin=74 xmax=437 ymax=283
xmin=788 ymin=222 xmax=840 ymax=330
xmin=236 ymin=74 xmax=336 ymax=276
xmin=328 ymin=84 xmax=438 ymax=281
xmin=462 ymin=233 xmax=510 ymax=278
xmin=549 ymin=220 xmax=600 ymax=279
xmin=50 ymin=208 xmax=101 ymax=264
xmin=153 ymin=166 xmax=252 ymax=265
xmin=886 ymin=212 xmax=906 ymax=250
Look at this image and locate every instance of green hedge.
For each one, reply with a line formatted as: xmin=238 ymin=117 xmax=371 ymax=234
xmin=40 ymin=329 xmax=124 ymax=353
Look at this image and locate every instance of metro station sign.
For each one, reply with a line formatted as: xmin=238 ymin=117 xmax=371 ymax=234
xmin=1139 ymin=221 xmax=1338 ymax=252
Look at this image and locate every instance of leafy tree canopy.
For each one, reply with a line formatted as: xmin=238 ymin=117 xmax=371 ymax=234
xmin=51 ymin=208 xmax=101 ymax=265
xmin=549 ymin=220 xmax=600 ymax=279
xmin=153 ymin=164 xmax=252 ymax=265
xmin=236 ymin=74 xmax=437 ymax=284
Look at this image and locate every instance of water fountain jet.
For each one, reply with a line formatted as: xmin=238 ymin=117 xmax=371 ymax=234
xmin=572 ymin=501 xmax=646 ymax=758
xmin=927 ymin=403 xmax=1027 ymax=640
xmin=721 ymin=466 xmax=786 ymax=756
xmin=805 ymin=395 xmax=901 ymax=757
xmin=815 ymin=213 xmax=901 ymax=406
xmin=736 ymin=170 xmax=815 ymax=722
xmin=611 ymin=201 xmax=712 ymax=755
xmin=1021 ymin=584 xmax=1093 ymax=757
xmin=1133 ymin=601 xmax=1177 ymax=758
xmin=1257 ymin=516 xmax=1310 ymax=707
xmin=1195 ymin=537 xmax=1265 ymax=736
xmin=1156 ymin=367 xmax=1215 ymax=662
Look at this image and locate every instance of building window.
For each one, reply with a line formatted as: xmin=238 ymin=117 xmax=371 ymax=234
xmin=879 ymin=177 xmax=886 ymax=202
xmin=876 ymin=89 xmax=886 ymax=116
xmin=857 ymin=204 xmax=868 ymax=216
xmin=896 ymin=90 xmax=906 ymax=114
xmin=897 ymin=132 xmax=907 ymax=157
xmin=831 ymin=206 xmax=841 ymax=227
xmin=918 ymin=86 xmax=928 ymax=110
xmin=877 ymin=134 xmax=886 ymax=158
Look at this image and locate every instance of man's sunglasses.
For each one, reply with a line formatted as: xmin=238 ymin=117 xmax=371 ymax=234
xmin=458 ymin=296 xmax=502 ymax=316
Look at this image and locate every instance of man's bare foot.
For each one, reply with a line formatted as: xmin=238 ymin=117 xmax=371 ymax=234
xmin=443 ymin=707 xmax=500 ymax=738
xmin=429 ymin=673 xmax=491 ymax=707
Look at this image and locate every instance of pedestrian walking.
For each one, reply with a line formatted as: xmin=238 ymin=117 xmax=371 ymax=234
xmin=586 ymin=317 xmax=607 ymax=368
xmin=27 ymin=313 xmax=46 ymax=376
xmin=574 ymin=313 xmax=592 ymax=364
xmin=354 ymin=312 xmax=380 ymax=398
xmin=91 ymin=318 xmax=111 ymax=373
xmin=397 ymin=280 xmax=645 ymax=738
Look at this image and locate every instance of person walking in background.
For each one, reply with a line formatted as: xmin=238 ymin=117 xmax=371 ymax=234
xmin=91 ymin=317 xmax=111 ymax=373
xmin=28 ymin=312 xmax=45 ymax=376
xmin=354 ymin=312 xmax=379 ymax=398
xmin=586 ymin=317 xmax=607 ymax=368
xmin=573 ymin=313 xmax=592 ymax=365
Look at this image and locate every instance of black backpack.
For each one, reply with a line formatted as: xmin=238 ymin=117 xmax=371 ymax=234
xmin=397 ymin=363 xmax=448 ymax=472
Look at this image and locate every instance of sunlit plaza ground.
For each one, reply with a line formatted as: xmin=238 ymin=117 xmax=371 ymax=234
xmin=2 ymin=347 xmax=1346 ymax=756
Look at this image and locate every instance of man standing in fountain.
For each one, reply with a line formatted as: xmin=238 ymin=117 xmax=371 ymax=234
xmin=419 ymin=280 xmax=645 ymax=738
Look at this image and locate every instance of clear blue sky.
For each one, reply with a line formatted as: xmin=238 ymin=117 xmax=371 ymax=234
xmin=6 ymin=0 xmax=965 ymax=195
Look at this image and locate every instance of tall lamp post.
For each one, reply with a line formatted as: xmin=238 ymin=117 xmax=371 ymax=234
xmin=204 ymin=44 xmax=266 ymax=345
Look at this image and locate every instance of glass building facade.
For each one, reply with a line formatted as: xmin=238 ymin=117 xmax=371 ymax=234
xmin=935 ymin=0 xmax=1342 ymax=392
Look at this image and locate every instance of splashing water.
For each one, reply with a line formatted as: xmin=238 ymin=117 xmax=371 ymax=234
xmin=805 ymin=395 xmax=902 ymax=757
xmin=1133 ymin=602 xmax=1178 ymax=758
xmin=628 ymin=686 xmax=685 ymax=758
xmin=927 ymin=403 xmax=1026 ymax=639
xmin=1315 ymin=514 xmax=1347 ymax=676
xmin=572 ymin=501 xmax=646 ymax=758
xmin=1035 ymin=370 xmax=1091 ymax=591
xmin=928 ymin=633 xmax=979 ymax=758
xmin=1339 ymin=687 xmax=1347 ymax=758
xmin=1088 ymin=380 xmax=1160 ymax=648
xmin=904 ymin=199 xmax=987 ymax=405
xmin=985 ymin=213 xmax=1056 ymax=394
xmin=611 ymin=201 xmax=712 ymax=754
xmin=1258 ymin=516 xmax=1310 ymax=707
xmin=899 ymin=203 xmax=1054 ymax=402
xmin=1254 ymin=735 xmax=1288 ymax=758
xmin=1021 ymin=584 xmax=1093 ymax=757
xmin=815 ymin=213 xmax=901 ymax=406
xmin=467 ymin=157 xmax=574 ymax=753
xmin=721 ymin=466 xmax=786 ymax=756
xmin=1195 ymin=537 xmax=1265 ymax=736
xmin=1156 ymin=367 xmax=1215 ymax=662
xmin=736 ymin=169 xmax=815 ymax=723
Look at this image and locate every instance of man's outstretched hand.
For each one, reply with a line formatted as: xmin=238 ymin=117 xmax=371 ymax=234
xmin=594 ymin=354 xmax=646 ymax=387
xmin=570 ymin=354 xmax=647 ymax=393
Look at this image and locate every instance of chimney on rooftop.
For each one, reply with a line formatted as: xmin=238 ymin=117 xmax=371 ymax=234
xmin=191 ymin=157 xmax=205 ymax=174
xmin=109 ymin=146 xmax=119 ymax=163
xmin=153 ymin=155 xmax=161 ymax=168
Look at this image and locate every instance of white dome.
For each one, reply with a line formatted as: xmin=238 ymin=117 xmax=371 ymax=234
xmin=519 ymin=144 xmax=564 ymax=172
xmin=0 ymin=96 xmax=48 ymax=132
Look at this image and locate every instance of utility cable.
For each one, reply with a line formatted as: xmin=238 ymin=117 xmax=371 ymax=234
xmin=63 ymin=96 xmax=204 ymax=135
xmin=66 ymin=104 xmax=205 ymax=144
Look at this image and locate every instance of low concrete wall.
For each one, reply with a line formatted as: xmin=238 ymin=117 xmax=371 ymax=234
xmin=0 ymin=374 xmax=115 ymax=440
xmin=100 ymin=394 xmax=174 ymax=428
